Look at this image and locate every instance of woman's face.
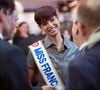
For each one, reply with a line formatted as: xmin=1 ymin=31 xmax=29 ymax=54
xmin=40 ymin=16 xmax=60 ymax=37
xmin=19 ymin=23 xmax=30 ymax=35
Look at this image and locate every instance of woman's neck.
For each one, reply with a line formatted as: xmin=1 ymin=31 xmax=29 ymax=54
xmin=20 ymin=33 xmax=29 ymax=38
xmin=48 ymin=33 xmax=64 ymax=52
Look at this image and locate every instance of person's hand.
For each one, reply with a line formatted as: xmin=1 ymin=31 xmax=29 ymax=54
xmin=42 ymin=85 xmax=53 ymax=90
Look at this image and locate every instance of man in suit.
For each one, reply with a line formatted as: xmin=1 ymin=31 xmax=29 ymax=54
xmin=0 ymin=0 xmax=53 ymax=90
xmin=66 ymin=0 xmax=100 ymax=90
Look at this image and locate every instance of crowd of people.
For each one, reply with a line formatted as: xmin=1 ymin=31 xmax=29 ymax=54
xmin=0 ymin=0 xmax=100 ymax=90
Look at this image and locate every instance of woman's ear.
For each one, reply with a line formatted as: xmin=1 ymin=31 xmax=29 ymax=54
xmin=41 ymin=30 xmax=46 ymax=35
xmin=38 ymin=25 xmax=46 ymax=35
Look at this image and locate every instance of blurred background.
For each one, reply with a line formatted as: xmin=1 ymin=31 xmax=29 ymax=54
xmin=15 ymin=0 xmax=75 ymax=35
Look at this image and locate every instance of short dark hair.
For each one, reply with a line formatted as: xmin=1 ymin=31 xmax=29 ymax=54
xmin=0 ymin=0 xmax=15 ymax=14
xmin=34 ymin=6 xmax=57 ymax=26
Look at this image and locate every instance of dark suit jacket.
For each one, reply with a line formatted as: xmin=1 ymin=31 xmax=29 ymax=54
xmin=13 ymin=34 xmax=43 ymax=56
xmin=0 ymin=39 xmax=42 ymax=90
xmin=66 ymin=42 xmax=100 ymax=90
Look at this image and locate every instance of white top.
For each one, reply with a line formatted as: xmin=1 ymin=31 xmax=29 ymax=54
xmin=0 ymin=33 xmax=3 ymax=39
xmin=79 ymin=42 xmax=88 ymax=51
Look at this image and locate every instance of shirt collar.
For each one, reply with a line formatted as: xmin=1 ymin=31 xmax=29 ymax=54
xmin=64 ymin=39 xmax=72 ymax=49
xmin=43 ymin=36 xmax=53 ymax=48
xmin=79 ymin=42 xmax=88 ymax=51
xmin=43 ymin=36 xmax=70 ymax=50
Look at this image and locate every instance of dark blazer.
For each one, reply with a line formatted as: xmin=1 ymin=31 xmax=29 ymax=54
xmin=13 ymin=34 xmax=43 ymax=56
xmin=0 ymin=39 xmax=42 ymax=90
xmin=66 ymin=42 xmax=100 ymax=90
